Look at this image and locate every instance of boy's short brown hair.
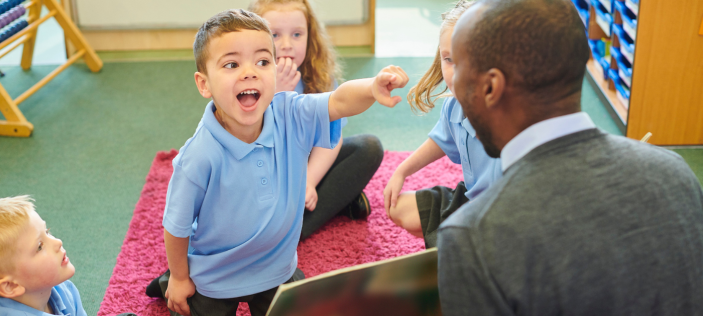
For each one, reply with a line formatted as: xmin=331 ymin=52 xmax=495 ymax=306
xmin=194 ymin=9 xmax=275 ymax=74
xmin=0 ymin=195 xmax=34 ymax=274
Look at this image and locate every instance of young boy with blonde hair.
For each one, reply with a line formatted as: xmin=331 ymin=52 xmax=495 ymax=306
xmin=159 ymin=9 xmax=408 ymax=316
xmin=0 ymin=195 xmax=86 ymax=315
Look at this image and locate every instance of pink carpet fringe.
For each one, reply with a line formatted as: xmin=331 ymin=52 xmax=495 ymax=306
xmin=98 ymin=150 xmax=463 ymax=316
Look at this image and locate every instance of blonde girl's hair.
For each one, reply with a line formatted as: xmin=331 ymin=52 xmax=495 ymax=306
xmin=0 ymin=195 xmax=34 ymax=274
xmin=407 ymin=0 xmax=475 ymax=114
xmin=249 ymin=0 xmax=342 ymax=93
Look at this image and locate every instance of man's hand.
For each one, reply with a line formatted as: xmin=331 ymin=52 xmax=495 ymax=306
xmin=383 ymin=171 xmax=407 ymax=217
xmin=305 ymin=184 xmax=318 ymax=211
xmin=276 ymin=57 xmax=301 ymax=93
xmin=372 ymin=65 xmax=409 ymax=107
xmin=165 ymin=275 xmax=196 ymax=316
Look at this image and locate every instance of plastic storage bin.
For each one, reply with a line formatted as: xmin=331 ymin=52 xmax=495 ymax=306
xmin=572 ymin=0 xmax=589 ymax=26
xmin=590 ymin=0 xmax=612 ymax=36
xmin=615 ymin=0 xmax=637 ymax=39
xmin=610 ymin=47 xmax=632 ymax=87
xmin=589 ymin=39 xmax=611 ymax=80
xmin=612 ymin=24 xmax=635 ymax=63
xmin=625 ymin=0 xmax=638 ymax=15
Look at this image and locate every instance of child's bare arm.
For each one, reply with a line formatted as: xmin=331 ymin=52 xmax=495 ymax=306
xmin=164 ymin=229 xmax=195 ymax=316
xmin=383 ymin=138 xmax=446 ymax=213
xmin=305 ymin=136 xmax=344 ymax=211
xmin=328 ymin=66 xmax=408 ymax=122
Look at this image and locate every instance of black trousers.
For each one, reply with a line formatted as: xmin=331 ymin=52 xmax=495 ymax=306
xmin=300 ymin=134 xmax=384 ymax=239
xmin=161 ymin=269 xmax=305 ymax=316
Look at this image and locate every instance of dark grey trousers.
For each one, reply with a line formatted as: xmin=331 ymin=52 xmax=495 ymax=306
xmin=416 ymin=182 xmax=469 ymax=248
xmin=160 ymin=269 xmax=305 ymax=316
xmin=300 ymin=134 xmax=384 ymax=239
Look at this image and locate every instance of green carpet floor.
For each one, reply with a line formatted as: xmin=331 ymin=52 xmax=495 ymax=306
xmin=1 ymin=60 xmax=701 ymax=315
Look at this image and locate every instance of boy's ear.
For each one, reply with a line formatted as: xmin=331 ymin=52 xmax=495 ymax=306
xmin=0 ymin=276 xmax=25 ymax=298
xmin=194 ymin=72 xmax=213 ymax=99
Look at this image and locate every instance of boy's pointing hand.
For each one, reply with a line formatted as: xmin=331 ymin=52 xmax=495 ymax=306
xmin=372 ymin=65 xmax=409 ymax=107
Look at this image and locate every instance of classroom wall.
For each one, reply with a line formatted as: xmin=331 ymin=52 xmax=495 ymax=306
xmin=72 ymin=0 xmax=367 ymax=30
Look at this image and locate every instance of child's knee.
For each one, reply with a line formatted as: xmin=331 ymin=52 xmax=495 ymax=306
xmin=355 ymin=134 xmax=384 ymax=168
xmin=389 ymin=195 xmax=421 ymax=231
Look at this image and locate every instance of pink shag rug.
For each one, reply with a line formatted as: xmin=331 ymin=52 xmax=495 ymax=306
xmin=98 ymin=150 xmax=463 ymax=316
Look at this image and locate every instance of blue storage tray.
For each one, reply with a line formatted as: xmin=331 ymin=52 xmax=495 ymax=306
xmin=609 ymin=68 xmax=630 ymax=100
xmin=590 ymin=0 xmax=613 ymax=36
xmin=610 ymin=47 xmax=632 ymax=77
xmin=612 ymin=24 xmax=634 ymax=54
xmin=614 ymin=0 xmax=637 ymax=38
xmin=597 ymin=0 xmax=613 ymax=13
xmin=590 ymin=40 xmax=611 ymax=80
xmin=610 ymin=47 xmax=632 ymax=87
xmin=571 ymin=0 xmax=589 ymax=26
xmin=613 ymin=0 xmax=626 ymax=24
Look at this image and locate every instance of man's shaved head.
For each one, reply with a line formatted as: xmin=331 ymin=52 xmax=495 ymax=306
xmin=451 ymin=0 xmax=590 ymax=157
xmin=460 ymin=0 xmax=589 ymax=102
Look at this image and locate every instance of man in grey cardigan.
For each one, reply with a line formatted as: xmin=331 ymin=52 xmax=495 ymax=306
xmin=438 ymin=0 xmax=703 ymax=315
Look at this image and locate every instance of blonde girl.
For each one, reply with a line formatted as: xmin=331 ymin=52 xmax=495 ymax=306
xmin=250 ymin=0 xmax=384 ymax=239
xmin=383 ymin=0 xmax=502 ymax=248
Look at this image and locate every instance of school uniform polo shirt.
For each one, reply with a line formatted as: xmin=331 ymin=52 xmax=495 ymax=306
xmin=162 ymin=92 xmax=341 ymax=299
xmin=294 ymin=79 xmax=347 ymax=127
xmin=0 ymin=280 xmax=87 ymax=315
xmin=428 ymin=97 xmax=503 ymax=200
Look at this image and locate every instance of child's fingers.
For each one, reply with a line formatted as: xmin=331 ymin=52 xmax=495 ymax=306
xmin=279 ymin=58 xmax=289 ymax=76
xmin=387 ymin=68 xmax=408 ymax=89
xmin=285 ymin=58 xmax=296 ymax=77
xmin=276 ymin=57 xmax=285 ymax=74
xmin=180 ymin=303 xmax=191 ymax=316
xmin=378 ymin=95 xmax=401 ymax=108
xmin=293 ymin=71 xmax=302 ymax=84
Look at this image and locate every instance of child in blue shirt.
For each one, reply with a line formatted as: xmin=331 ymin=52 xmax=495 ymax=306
xmin=383 ymin=0 xmax=502 ymax=248
xmin=0 ymin=195 xmax=87 ymax=316
xmin=0 ymin=196 xmax=137 ymax=316
xmin=251 ymin=0 xmax=385 ymax=238
xmin=161 ymin=9 xmax=408 ymax=316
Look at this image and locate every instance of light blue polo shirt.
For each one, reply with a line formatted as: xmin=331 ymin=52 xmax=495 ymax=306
xmin=428 ymin=97 xmax=502 ymax=200
xmin=294 ymin=79 xmax=347 ymax=127
xmin=163 ymin=92 xmax=341 ymax=299
xmin=0 ymin=280 xmax=87 ymax=316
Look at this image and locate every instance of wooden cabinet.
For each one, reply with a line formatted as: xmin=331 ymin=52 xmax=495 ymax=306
xmin=576 ymin=0 xmax=703 ymax=145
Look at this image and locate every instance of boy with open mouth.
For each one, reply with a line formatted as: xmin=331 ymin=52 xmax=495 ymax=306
xmin=159 ymin=9 xmax=409 ymax=316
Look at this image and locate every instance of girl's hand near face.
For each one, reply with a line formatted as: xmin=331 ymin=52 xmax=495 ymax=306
xmin=276 ymin=57 xmax=302 ymax=92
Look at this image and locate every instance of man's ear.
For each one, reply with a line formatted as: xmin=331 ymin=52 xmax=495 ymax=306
xmin=483 ymin=68 xmax=506 ymax=109
xmin=194 ymin=72 xmax=213 ymax=99
xmin=0 ymin=276 xmax=25 ymax=298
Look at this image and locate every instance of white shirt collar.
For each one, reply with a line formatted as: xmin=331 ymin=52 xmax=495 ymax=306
xmin=500 ymin=112 xmax=596 ymax=171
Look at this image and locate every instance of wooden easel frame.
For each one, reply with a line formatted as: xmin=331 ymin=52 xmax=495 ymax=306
xmin=0 ymin=0 xmax=102 ymax=137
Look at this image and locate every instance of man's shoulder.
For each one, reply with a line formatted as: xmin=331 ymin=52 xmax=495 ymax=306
xmin=441 ymin=175 xmax=510 ymax=231
xmin=442 ymin=131 xmax=698 ymax=232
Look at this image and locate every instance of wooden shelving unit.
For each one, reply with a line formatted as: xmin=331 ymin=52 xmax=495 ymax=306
xmin=574 ymin=0 xmax=703 ymax=145
xmin=586 ymin=59 xmax=627 ymax=132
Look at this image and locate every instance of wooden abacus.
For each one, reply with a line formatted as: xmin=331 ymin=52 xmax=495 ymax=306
xmin=0 ymin=0 xmax=102 ymax=137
